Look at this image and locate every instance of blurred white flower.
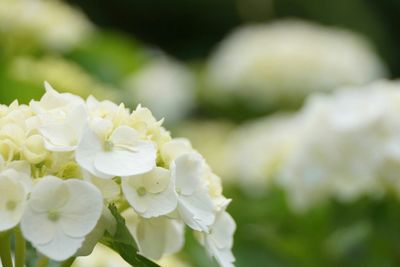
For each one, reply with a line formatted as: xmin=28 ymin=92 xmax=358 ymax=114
xmin=207 ymin=19 xmax=387 ymax=111
xmin=0 ymin=0 xmax=93 ymax=52
xmin=21 ymin=176 xmax=103 ymax=261
xmin=124 ymin=57 xmax=195 ymax=123
xmin=278 ymin=80 xmax=400 ymax=211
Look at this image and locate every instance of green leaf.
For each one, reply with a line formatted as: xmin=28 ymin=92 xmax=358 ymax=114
xmin=101 ymin=205 xmax=161 ymax=267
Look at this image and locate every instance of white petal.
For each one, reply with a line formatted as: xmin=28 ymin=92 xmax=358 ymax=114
xmin=136 ymin=217 xmax=167 ymax=260
xmin=35 ymin=228 xmax=84 ymax=262
xmin=59 ymin=180 xmax=103 ymax=238
xmin=177 ymin=189 xmax=215 ymax=232
xmin=76 ymin=128 xmax=111 ymax=179
xmin=94 ymin=141 xmax=156 ymax=177
xmin=40 ymin=104 xmax=87 ymax=152
xmin=210 ymin=211 xmax=236 ymax=249
xmin=205 ymin=239 xmax=235 ymax=267
xmin=122 ymin=168 xmax=178 ymax=218
xmin=164 ymin=220 xmax=185 ymax=255
xmin=86 ymin=174 xmax=121 ymax=201
xmin=20 ymin=205 xmax=56 ymax=245
xmin=172 ymin=153 xmax=204 ymax=196
xmin=0 ymin=177 xmax=27 ymax=231
xmin=28 ymin=177 xmax=69 ymax=213
xmin=143 ymin=167 xmax=170 ymax=194
xmin=110 ymin=126 xmax=140 ymax=146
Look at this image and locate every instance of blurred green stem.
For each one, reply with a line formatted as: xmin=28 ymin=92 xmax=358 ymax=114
xmin=35 ymin=256 xmax=49 ymax=267
xmin=0 ymin=232 xmax=13 ymax=267
xmin=15 ymin=227 xmax=25 ymax=267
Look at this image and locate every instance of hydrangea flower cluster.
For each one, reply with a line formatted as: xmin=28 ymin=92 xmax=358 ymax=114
xmin=226 ymin=80 xmax=400 ymax=213
xmin=0 ymin=83 xmax=235 ymax=267
xmin=206 ymin=19 xmax=386 ymax=112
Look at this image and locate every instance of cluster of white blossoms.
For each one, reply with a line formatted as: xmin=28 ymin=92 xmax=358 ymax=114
xmin=0 ymin=0 xmax=93 ymax=52
xmin=124 ymin=57 xmax=196 ymax=124
xmin=206 ymin=19 xmax=386 ymax=111
xmin=0 ymin=83 xmax=235 ymax=267
xmin=226 ymin=80 xmax=400 ymax=212
xmin=278 ymin=80 xmax=400 ymax=211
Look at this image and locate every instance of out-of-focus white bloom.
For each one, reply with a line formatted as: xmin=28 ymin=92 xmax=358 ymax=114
xmin=76 ymin=125 xmax=157 ymax=179
xmin=278 ymin=80 xmax=400 ymax=211
xmin=157 ymin=255 xmax=193 ymax=267
xmin=225 ymin=114 xmax=301 ymax=192
xmin=0 ymin=0 xmax=93 ymax=52
xmin=207 ymin=19 xmax=387 ymax=111
xmin=21 ymin=176 xmax=103 ymax=261
xmin=124 ymin=57 xmax=195 ymax=123
xmin=0 ymin=169 xmax=31 ymax=231
xmin=122 ymin=167 xmax=177 ymax=218
xmin=172 ymin=153 xmax=215 ymax=232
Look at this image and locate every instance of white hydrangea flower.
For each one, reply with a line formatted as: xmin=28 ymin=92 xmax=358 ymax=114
xmin=172 ymin=153 xmax=215 ymax=232
xmin=20 ymin=176 xmax=103 ymax=261
xmin=124 ymin=210 xmax=184 ymax=261
xmin=0 ymin=83 xmax=234 ymax=266
xmin=76 ymin=125 xmax=157 ymax=179
xmin=206 ymin=19 xmax=386 ymax=111
xmin=124 ymin=57 xmax=195 ymax=123
xmin=122 ymin=167 xmax=177 ymax=218
xmin=0 ymin=169 xmax=31 ymax=231
xmin=278 ymin=80 xmax=400 ymax=211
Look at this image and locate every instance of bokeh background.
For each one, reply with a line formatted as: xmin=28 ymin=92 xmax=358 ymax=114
xmin=2 ymin=0 xmax=400 ymax=266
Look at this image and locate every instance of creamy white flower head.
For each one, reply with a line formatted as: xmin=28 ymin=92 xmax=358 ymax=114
xmin=172 ymin=153 xmax=215 ymax=232
xmin=21 ymin=176 xmax=103 ymax=261
xmin=122 ymin=167 xmax=177 ymax=218
xmin=124 ymin=210 xmax=184 ymax=261
xmin=125 ymin=57 xmax=195 ymax=123
xmin=0 ymin=169 xmax=31 ymax=231
xmin=76 ymin=125 xmax=157 ymax=179
xmin=202 ymin=208 xmax=236 ymax=267
xmin=206 ymin=19 xmax=386 ymax=111
xmin=278 ymin=80 xmax=400 ymax=211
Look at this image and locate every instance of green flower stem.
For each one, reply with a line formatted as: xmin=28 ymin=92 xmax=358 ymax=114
xmin=60 ymin=257 xmax=76 ymax=267
xmin=0 ymin=232 xmax=13 ymax=267
xmin=14 ymin=227 xmax=25 ymax=267
xmin=35 ymin=256 xmax=49 ymax=267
